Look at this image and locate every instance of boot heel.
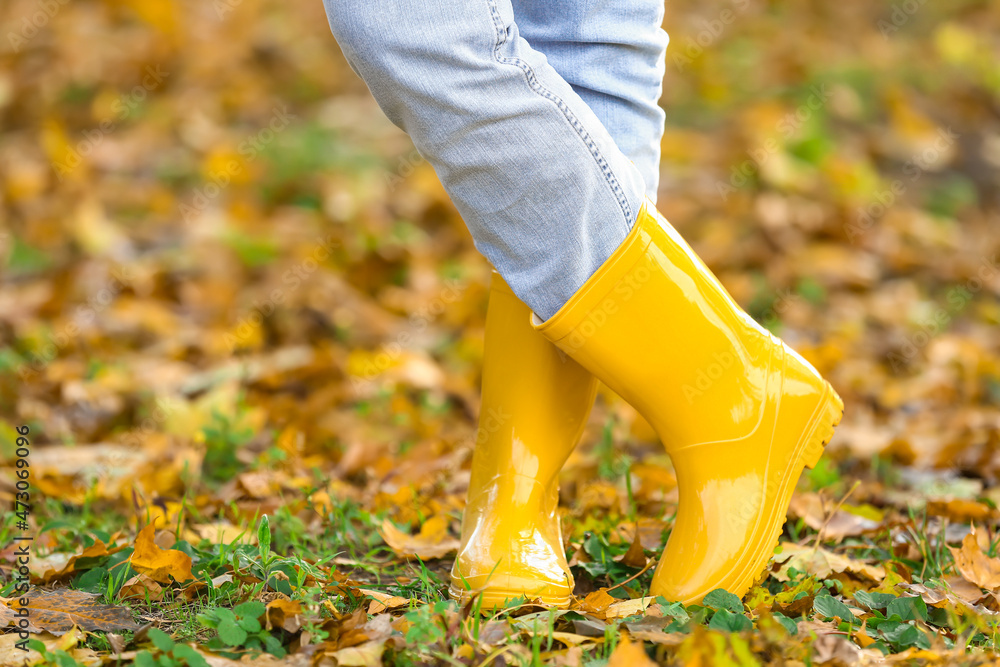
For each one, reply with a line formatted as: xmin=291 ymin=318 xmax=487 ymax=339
xmin=800 ymin=383 xmax=844 ymax=470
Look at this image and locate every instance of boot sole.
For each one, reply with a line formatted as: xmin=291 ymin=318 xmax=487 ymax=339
xmin=448 ymin=583 xmax=571 ymax=611
xmin=677 ymin=381 xmax=844 ymax=604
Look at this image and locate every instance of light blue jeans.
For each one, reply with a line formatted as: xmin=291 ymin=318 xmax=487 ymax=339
xmin=323 ymin=0 xmax=668 ymax=319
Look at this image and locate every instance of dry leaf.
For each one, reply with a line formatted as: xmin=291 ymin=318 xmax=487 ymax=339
xmin=607 ymin=635 xmax=657 ymax=667
xmin=378 ymin=516 xmax=459 ymax=559
xmin=20 ymin=589 xmax=140 ymax=635
xmin=772 ymin=542 xmax=885 ymax=583
xmin=119 ymin=573 xmax=165 ymax=601
xmin=0 ymin=627 xmax=87 ymax=667
xmin=948 ymin=527 xmax=1000 ymax=592
xmin=573 ymin=589 xmax=617 ymax=618
xmin=0 ymin=599 xmax=42 ymax=632
xmin=130 ymin=524 xmax=194 ymax=584
xmin=605 ymin=597 xmax=655 ymax=620
xmin=615 ymin=530 xmax=648 ymax=569
xmin=359 ymin=589 xmax=411 ymax=614
xmin=265 ymin=598 xmax=304 ymax=633
xmin=33 ymin=538 xmax=129 ymax=582
xmin=328 ymin=640 xmax=385 ymax=667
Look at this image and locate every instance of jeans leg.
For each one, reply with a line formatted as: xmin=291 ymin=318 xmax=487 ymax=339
xmin=322 ymin=0 xmax=647 ymax=320
xmin=510 ymin=0 xmax=668 ymax=202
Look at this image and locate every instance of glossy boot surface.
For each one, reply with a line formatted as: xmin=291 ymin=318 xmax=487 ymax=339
xmin=533 ymin=200 xmax=843 ymax=604
xmin=449 ymin=272 xmax=598 ymax=609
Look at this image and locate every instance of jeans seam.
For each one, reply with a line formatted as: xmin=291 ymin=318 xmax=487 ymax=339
xmin=484 ymin=0 xmax=633 ymax=229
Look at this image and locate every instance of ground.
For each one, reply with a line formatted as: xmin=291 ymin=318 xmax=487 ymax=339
xmin=2 ymin=0 xmax=1000 ymax=665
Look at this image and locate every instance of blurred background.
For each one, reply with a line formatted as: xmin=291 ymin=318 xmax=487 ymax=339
xmin=1 ymin=0 xmax=1000 ymax=628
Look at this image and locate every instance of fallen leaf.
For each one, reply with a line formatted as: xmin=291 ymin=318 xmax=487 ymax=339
xmin=33 ymin=537 xmax=129 ymax=582
xmin=927 ymin=498 xmax=998 ymax=523
xmin=773 ymin=542 xmax=885 ymax=583
xmin=378 ymin=516 xmax=459 ymax=559
xmin=328 ymin=640 xmax=386 ymax=667
xmin=0 ymin=599 xmax=42 ymax=632
xmin=854 ymin=619 xmax=877 ymax=649
xmin=573 ymin=589 xmax=617 ymax=618
xmin=118 ymin=573 xmax=165 ymax=601
xmin=130 ymin=524 xmax=194 ymax=584
xmin=615 ymin=530 xmax=648 ymax=569
xmin=20 ymin=589 xmax=141 ymax=635
xmin=811 ymin=633 xmax=863 ymax=665
xmin=605 ymin=597 xmax=655 ymax=620
xmin=359 ymin=589 xmax=411 ymax=615
xmin=607 ymin=635 xmax=657 ymax=667
xmin=948 ymin=526 xmax=1000 ymax=591
xmin=0 ymin=627 xmax=87 ymax=667
xmin=266 ymin=598 xmax=304 ymax=633
xmin=944 ymin=575 xmax=988 ymax=604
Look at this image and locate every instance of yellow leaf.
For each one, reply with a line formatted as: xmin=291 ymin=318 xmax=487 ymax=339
xmin=130 ymin=524 xmax=194 ymax=584
xmin=948 ymin=526 xmax=1000 ymax=592
xmin=378 ymin=516 xmax=459 ymax=560
xmin=607 ymin=635 xmax=657 ymax=667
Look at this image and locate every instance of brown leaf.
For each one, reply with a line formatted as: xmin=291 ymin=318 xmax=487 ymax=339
xmin=359 ymin=588 xmax=411 ymax=615
xmin=572 ymin=589 xmax=617 ymax=618
xmin=811 ymin=633 xmax=863 ymax=665
xmin=606 ymin=597 xmax=655 ymax=620
xmin=130 ymin=524 xmax=194 ymax=584
xmin=944 ymin=575 xmax=987 ymax=604
xmin=21 ymin=588 xmax=141 ymax=635
xmin=615 ymin=529 xmax=648 ymax=569
xmin=378 ymin=516 xmax=459 ymax=560
xmin=0 ymin=599 xmax=42 ymax=632
xmin=772 ymin=542 xmax=885 ymax=583
xmin=927 ymin=498 xmax=998 ymax=524
xmin=107 ymin=632 xmax=126 ymax=655
xmin=0 ymin=627 xmax=87 ymax=667
xmin=854 ymin=619 xmax=877 ymax=648
xmin=119 ymin=573 xmax=165 ymax=601
xmin=948 ymin=526 xmax=1000 ymax=592
xmin=266 ymin=598 xmax=304 ymax=633
xmin=33 ymin=537 xmax=129 ymax=582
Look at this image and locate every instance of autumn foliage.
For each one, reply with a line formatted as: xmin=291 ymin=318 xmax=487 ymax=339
xmin=1 ymin=0 xmax=1000 ymax=664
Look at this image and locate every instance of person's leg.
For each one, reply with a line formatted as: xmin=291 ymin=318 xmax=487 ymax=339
xmin=322 ymin=0 xmax=646 ymax=321
xmin=450 ymin=272 xmax=597 ymax=608
xmin=510 ymin=0 xmax=668 ymax=201
xmin=531 ymin=203 xmax=844 ymax=603
xmin=323 ymin=0 xmax=844 ymax=606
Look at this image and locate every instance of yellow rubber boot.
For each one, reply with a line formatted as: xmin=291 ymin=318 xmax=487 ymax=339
xmin=449 ymin=272 xmax=598 ymax=609
xmin=533 ymin=201 xmax=843 ymax=604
